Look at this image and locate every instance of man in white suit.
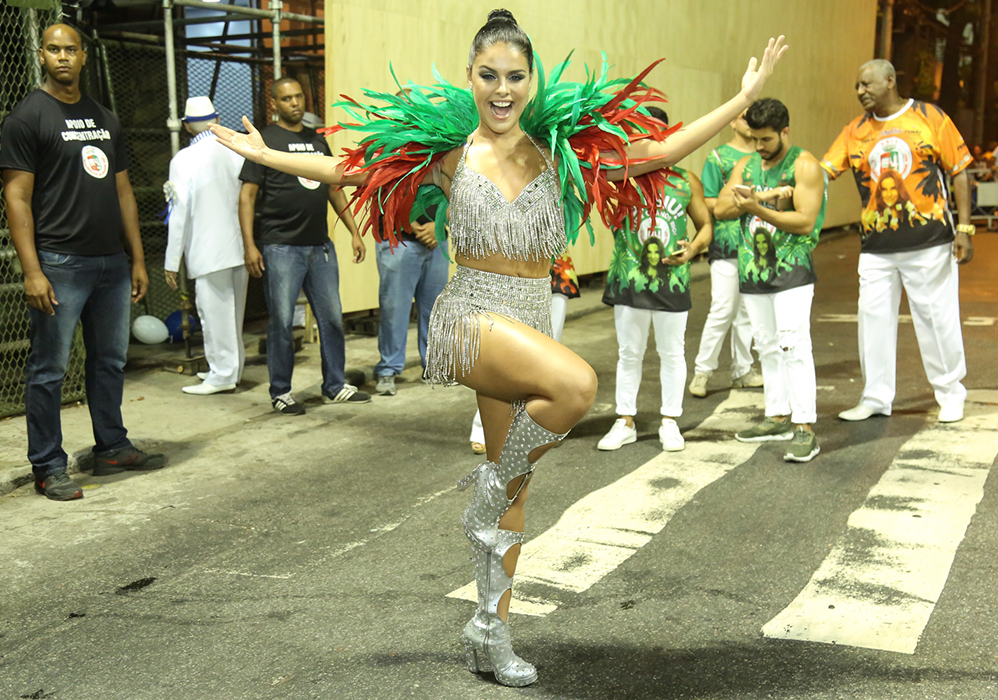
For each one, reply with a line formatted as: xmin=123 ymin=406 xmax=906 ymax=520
xmin=164 ymin=96 xmax=247 ymax=395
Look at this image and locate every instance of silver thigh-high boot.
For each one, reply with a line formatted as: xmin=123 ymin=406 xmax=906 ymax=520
xmin=456 ymin=408 xmax=568 ymax=687
xmin=462 ymin=530 xmax=536 ymax=686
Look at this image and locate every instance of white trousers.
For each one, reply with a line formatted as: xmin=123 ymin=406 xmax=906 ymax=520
xmin=693 ymin=258 xmax=755 ymax=378
xmin=613 ymin=305 xmax=688 ymax=417
xmin=856 ymin=243 xmax=966 ymax=412
xmin=742 ymin=284 xmax=817 ymax=424
xmin=194 ymin=265 xmax=249 ymax=386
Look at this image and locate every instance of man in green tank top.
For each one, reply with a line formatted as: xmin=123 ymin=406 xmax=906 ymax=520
xmin=715 ymin=98 xmax=828 ymax=463
xmin=598 ymin=107 xmax=713 ymax=453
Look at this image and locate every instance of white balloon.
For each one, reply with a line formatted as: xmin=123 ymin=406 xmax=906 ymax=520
xmin=132 ymin=315 xmax=169 ymax=344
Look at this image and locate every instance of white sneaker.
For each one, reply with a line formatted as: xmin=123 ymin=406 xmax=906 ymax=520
xmin=659 ymin=418 xmax=685 ymax=451
xmin=196 ymin=371 xmax=209 ymax=380
xmin=182 ymin=382 xmax=236 ymax=395
xmin=597 ymin=418 xmax=637 ymax=451
xmin=938 ymin=403 xmax=964 ymax=423
xmin=688 ymin=372 xmax=710 ymax=398
xmin=838 ymin=404 xmax=888 ymax=421
xmin=732 ymin=367 xmax=764 ymax=388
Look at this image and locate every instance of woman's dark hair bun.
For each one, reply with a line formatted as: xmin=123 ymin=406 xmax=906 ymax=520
xmin=487 ymin=8 xmax=516 ymax=23
xmin=469 ymin=7 xmax=533 ymax=72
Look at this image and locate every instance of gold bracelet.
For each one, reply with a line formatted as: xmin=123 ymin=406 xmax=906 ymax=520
xmin=956 ymin=223 xmax=976 ymax=236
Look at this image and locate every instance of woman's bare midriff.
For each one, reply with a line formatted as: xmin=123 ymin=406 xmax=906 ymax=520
xmin=455 ymin=252 xmax=552 ymax=280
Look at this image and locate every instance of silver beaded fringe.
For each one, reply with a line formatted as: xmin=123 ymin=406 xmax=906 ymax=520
xmin=448 ymin=137 xmax=567 ymax=263
xmin=424 ymin=266 xmax=553 ymax=386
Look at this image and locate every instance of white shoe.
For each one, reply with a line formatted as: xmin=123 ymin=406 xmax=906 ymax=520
xmin=688 ymin=372 xmax=709 ymax=398
xmin=659 ymin=418 xmax=685 ymax=451
xmin=938 ymin=403 xmax=964 ymax=423
xmin=182 ymin=382 xmax=236 ymax=395
xmin=196 ymin=372 xmax=209 ymax=380
xmin=838 ymin=404 xmax=888 ymax=421
xmin=732 ymin=367 xmax=764 ymax=388
xmin=597 ymin=418 xmax=637 ymax=451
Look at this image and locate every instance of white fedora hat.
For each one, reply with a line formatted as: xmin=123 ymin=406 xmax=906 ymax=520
xmin=182 ymin=96 xmax=218 ymax=122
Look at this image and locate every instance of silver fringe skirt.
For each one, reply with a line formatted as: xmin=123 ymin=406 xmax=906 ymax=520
xmin=425 ymin=265 xmax=553 ymax=385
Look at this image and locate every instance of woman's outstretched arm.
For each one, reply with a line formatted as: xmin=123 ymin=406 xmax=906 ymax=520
xmin=210 ymin=117 xmax=368 ymax=186
xmin=609 ymin=36 xmax=788 ymax=180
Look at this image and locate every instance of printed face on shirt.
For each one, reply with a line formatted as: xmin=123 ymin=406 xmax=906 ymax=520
xmin=467 ymin=43 xmax=531 ymax=136
xmin=272 ymin=80 xmax=305 ymax=127
xmin=39 ymin=24 xmax=86 ymax=87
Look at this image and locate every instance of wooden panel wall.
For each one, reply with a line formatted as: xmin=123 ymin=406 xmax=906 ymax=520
xmin=325 ymin=0 xmax=877 ymax=313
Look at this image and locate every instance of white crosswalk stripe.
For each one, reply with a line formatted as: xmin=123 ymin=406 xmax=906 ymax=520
xmin=762 ymin=410 xmax=998 ymax=653
xmin=447 ymin=390 xmax=767 ymax=616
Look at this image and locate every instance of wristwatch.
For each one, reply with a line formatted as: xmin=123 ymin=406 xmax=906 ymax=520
xmin=956 ymin=223 xmax=976 ymax=236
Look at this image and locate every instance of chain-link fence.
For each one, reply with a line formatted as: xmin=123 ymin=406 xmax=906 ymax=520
xmin=0 ymin=3 xmax=88 ymax=418
xmin=0 ymin=3 xmax=324 ymax=416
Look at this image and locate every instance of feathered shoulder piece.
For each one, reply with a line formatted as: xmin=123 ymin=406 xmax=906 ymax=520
xmin=522 ymin=51 xmax=680 ymax=244
xmin=321 ymin=65 xmax=472 ymax=248
xmin=323 ymin=55 xmax=680 ymax=248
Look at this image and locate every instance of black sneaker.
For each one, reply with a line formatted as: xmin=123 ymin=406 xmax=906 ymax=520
xmin=272 ymin=392 xmax=306 ymax=415
xmin=93 ymin=446 xmax=169 ymax=476
xmin=323 ymin=383 xmax=372 ymax=404
xmin=34 ymin=472 xmax=83 ymax=501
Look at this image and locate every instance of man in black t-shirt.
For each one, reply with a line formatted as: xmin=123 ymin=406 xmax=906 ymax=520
xmin=0 ymin=24 xmax=166 ymax=501
xmin=238 ymin=77 xmax=370 ymax=415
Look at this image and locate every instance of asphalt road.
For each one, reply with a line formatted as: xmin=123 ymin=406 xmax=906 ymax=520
xmin=1 ymin=233 xmax=997 ymax=700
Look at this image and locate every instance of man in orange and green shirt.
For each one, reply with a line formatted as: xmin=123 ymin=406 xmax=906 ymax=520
xmin=821 ymin=59 xmax=974 ymax=424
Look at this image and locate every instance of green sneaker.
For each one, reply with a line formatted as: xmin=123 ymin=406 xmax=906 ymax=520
xmin=784 ymin=427 xmax=820 ymax=463
xmin=735 ymin=417 xmax=794 ymax=443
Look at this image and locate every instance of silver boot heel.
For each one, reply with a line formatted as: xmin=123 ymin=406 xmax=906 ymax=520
xmin=456 ymin=408 xmax=568 ymax=551
xmin=462 ymin=529 xmax=537 ymax=687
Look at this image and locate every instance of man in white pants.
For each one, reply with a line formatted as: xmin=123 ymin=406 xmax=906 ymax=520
xmin=689 ymin=110 xmax=762 ymax=397
xmin=165 ymin=96 xmax=247 ymax=394
xmin=597 ymin=107 xmax=713 ymax=453
xmin=716 ymin=98 xmax=827 ymax=463
xmin=821 ymin=59 xmax=974 ymax=424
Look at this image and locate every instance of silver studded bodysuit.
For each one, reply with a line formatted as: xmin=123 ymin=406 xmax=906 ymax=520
xmin=424 ymin=135 xmax=568 ymax=385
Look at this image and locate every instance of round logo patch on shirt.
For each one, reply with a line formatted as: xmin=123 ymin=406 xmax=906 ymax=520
xmin=81 ymin=145 xmax=110 ymax=179
xmin=297 ymin=176 xmax=321 ymax=190
xmin=867 ymin=137 xmax=914 ymax=180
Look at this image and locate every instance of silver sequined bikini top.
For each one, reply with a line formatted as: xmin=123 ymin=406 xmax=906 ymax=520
xmin=448 ymin=134 xmax=567 ymax=263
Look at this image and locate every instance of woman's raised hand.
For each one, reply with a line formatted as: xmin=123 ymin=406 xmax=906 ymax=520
xmin=209 ymin=116 xmax=266 ymax=162
xmin=741 ymin=36 xmax=788 ymax=103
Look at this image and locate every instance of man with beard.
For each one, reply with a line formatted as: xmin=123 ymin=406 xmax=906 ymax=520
xmin=239 ymin=77 xmax=370 ymax=414
xmin=822 ymin=59 xmax=973 ymax=424
xmin=0 ymin=24 xmax=166 ymax=500
xmin=715 ymin=97 xmax=827 ymax=463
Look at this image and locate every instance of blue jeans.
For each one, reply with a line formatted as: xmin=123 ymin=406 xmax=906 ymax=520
xmin=262 ymin=243 xmax=345 ymax=399
xmin=27 ymin=251 xmax=133 ymax=479
xmin=375 ymin=239 xmax=449 ymax=376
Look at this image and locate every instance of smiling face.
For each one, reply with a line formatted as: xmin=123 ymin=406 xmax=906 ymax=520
xmin=880 ymin=176 xmax=898 ymax=207
xmin=856 ymin=65 xmax=894 ymax=115
xmin=645 ymin=242 xmax=662 ymax=267
xmin=754 ymin=230 xmax=770 ymax=256
xmin=467 ymin=42 xmax=531 ymax=136
xmin=39 ymin=24 xmax=85 ymax=87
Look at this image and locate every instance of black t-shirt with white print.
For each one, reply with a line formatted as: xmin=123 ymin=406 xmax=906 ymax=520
xmin=238 ymin=125 xmax=332 ymax=246
xmin=0 ymin=90 xmax=129 ymax=256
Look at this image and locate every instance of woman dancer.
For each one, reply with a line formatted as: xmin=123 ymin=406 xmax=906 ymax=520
xmin=211 ymin=11 xmax=785 ymax=686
